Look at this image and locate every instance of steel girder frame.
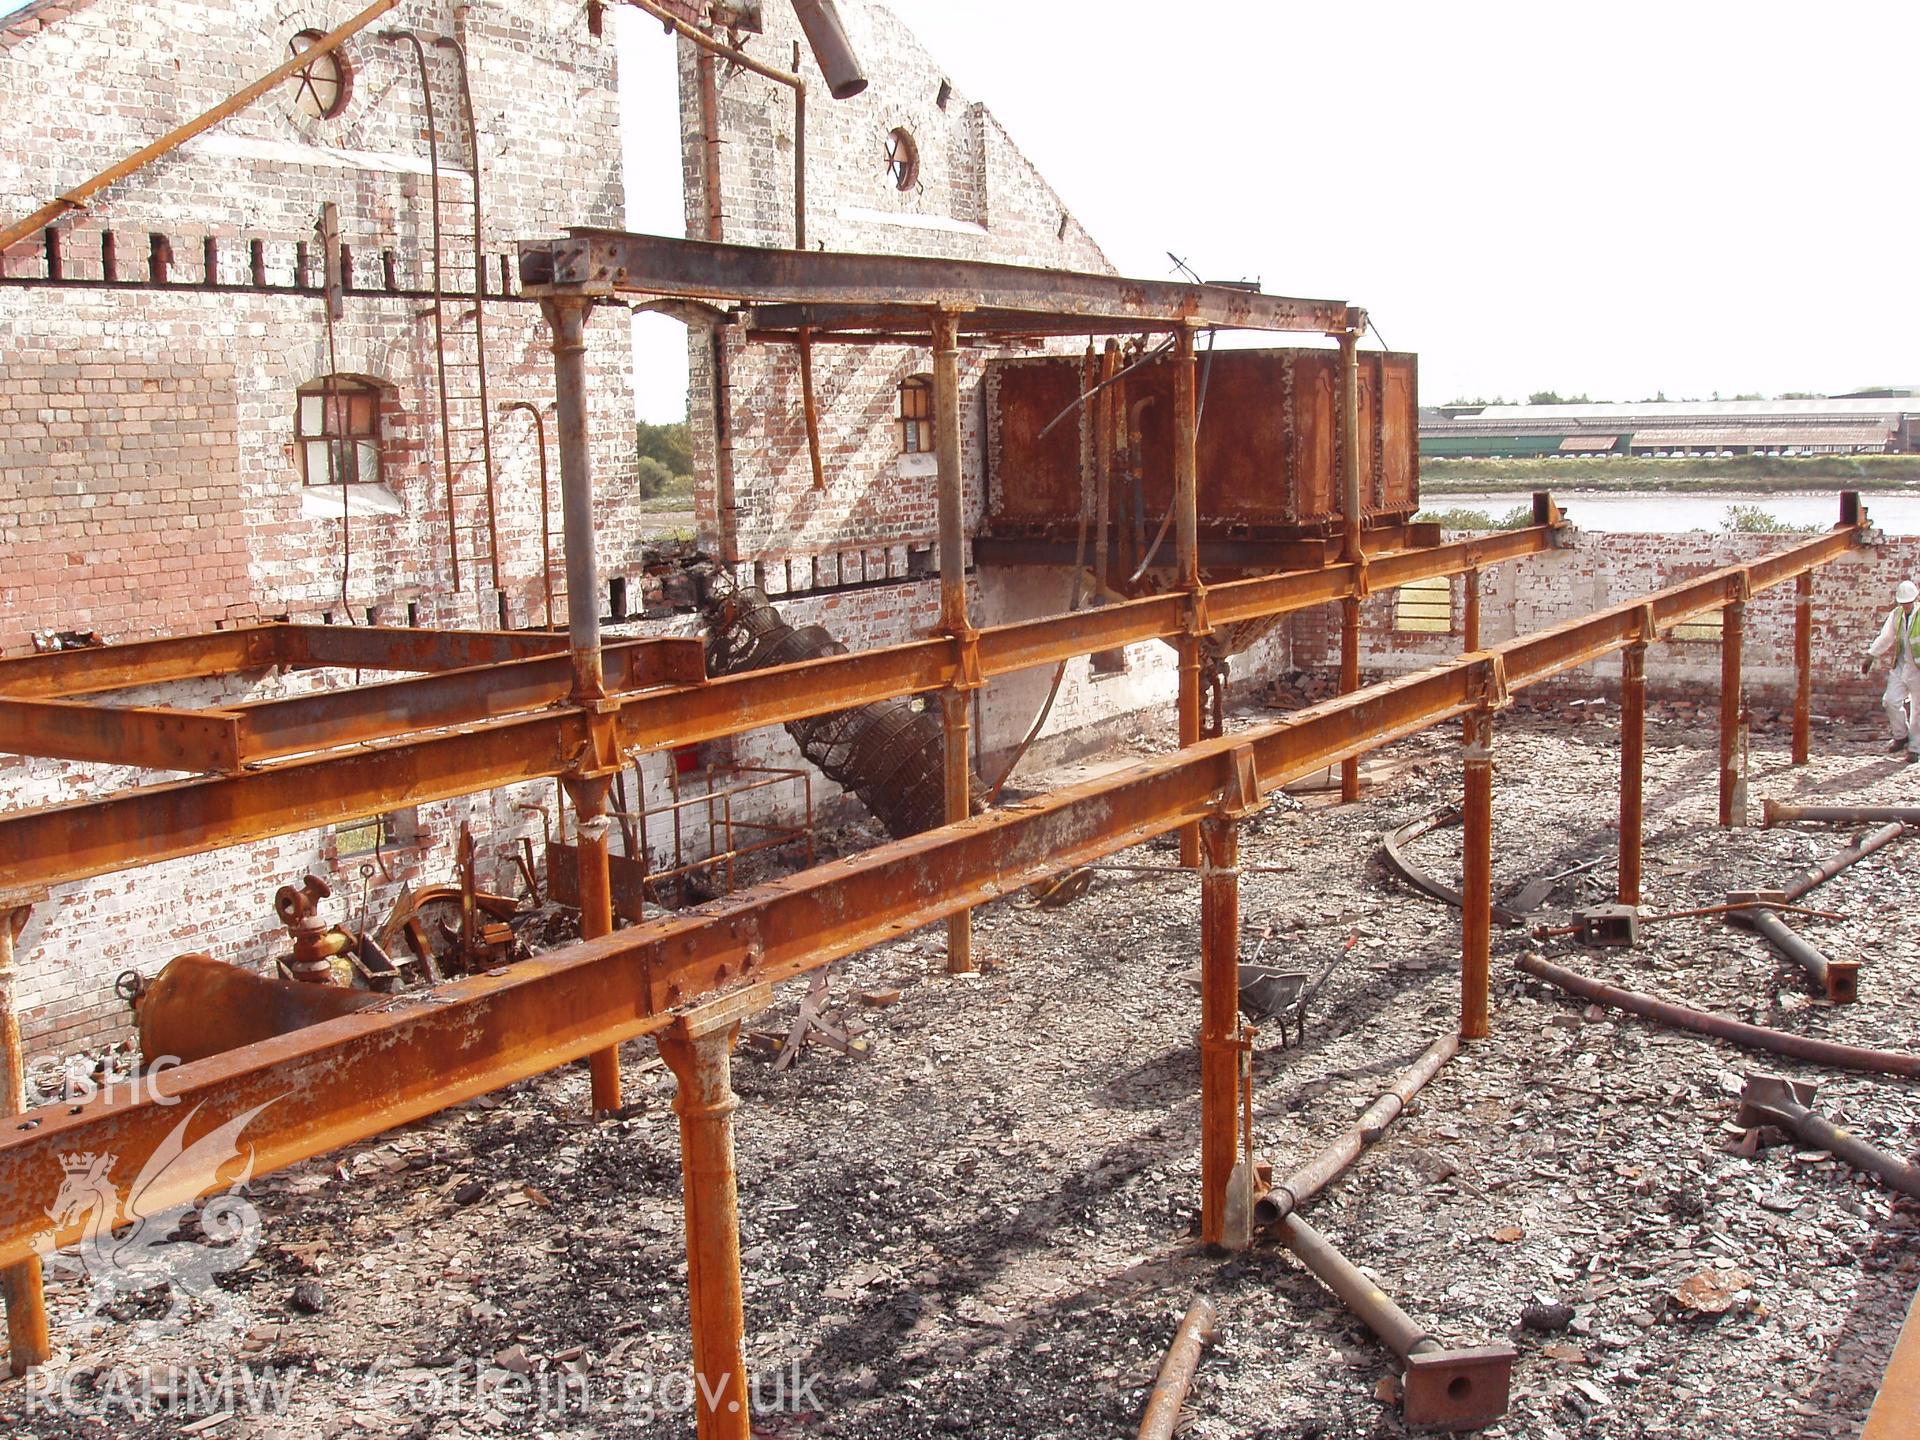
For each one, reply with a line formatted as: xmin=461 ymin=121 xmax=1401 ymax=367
xmin=0 ymin=528 xmax=1556 ymax=895
xmin=0 ymin=519 xmax=1864 ymax=1269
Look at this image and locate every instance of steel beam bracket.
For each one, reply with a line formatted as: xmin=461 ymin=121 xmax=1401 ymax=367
xmin=1468 ymin=653 xmax=1511 ymax=714
xmin=946 ymin=625 xmax=985 ymax=693
xmin=1727 ymin=570 xmax=1752 ymax=607
xmin=1402 ymin=1343 xmax=1518 ymax=1432
xmin=669 ymin=981 xmax=772 ymax=1042
xmin=1351 ymin=557 xmax=1373 ymax=602
xmin=1632 ymin=603 xmax=1657 ymax=647
xmin=1185 ymin=584 xmax=1214 ymax=639
xmin=1218 ymin=743 xmax=1262 ymax=821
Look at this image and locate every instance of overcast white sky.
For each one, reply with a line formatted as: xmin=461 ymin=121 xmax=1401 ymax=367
xmin=623 ymin=2 xmax=1920 ymax=419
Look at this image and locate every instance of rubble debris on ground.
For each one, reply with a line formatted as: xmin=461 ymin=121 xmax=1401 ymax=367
xmin=2 ymin=705 xmax=1915 ymax=1439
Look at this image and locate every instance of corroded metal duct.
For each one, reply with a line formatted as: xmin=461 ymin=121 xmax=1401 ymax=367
xmin=791 ymin=0 xmax=867 ymax=98
xmin=702 ymin=581 xmax=976 ymax=838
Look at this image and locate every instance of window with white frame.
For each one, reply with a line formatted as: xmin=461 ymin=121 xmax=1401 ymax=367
xmin=297 ymin=377 xmax=383 ymax=486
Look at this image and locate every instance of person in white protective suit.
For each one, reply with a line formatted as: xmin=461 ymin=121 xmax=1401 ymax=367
xmin=1863 ymin=578 xmax=1920 ymax=762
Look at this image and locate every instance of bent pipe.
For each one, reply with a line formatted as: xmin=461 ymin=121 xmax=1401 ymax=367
xmin=1764 ymin=801 xmax=1920 ymax=828
xmin=1516 ymin=954 xmax=1920 ymax=1079
xmin=1380 ymin=808 xmax=1523 ymax=928
xmin=1738 ymin=1073 xmax=1920 ymax=1201
xmin=1781 ymin=821 xmax=1908 ymax=903
xmin=1136 ymin=1297 xmax=1217 ymax=1440
xmin=1729 ymin=905 xmax=1857 ymax=1004
xmin=1253 ymin=1032 xmax=1458 ymax=1228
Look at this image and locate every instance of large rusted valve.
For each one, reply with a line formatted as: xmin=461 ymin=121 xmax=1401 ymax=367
xmin=275 ymin=874 xmax=355 ymax=985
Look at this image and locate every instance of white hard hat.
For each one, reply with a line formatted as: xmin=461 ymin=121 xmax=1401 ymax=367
xmin=1900 ymin=580 xmax=1919 ymax=605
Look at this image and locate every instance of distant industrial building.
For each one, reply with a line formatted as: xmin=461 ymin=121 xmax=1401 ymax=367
xmin=1421 ymin=394 xmax=1920 ymax=458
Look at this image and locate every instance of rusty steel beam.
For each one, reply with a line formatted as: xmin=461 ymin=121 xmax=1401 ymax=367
xmin=228 ymin=638 xmax=704 ymax=761
xmin=0 ymin=517 xmax=1872 ymax=1260
xmin=0 ymin=662 xmax=1493 ymax=1269
xmin=276 ymin=622 xmax=563 ymax=672
xmin=1863 ymin=1280 xmax=1920 ymax=1440
xmin=0 ymin=698 xmax=242 ymax=773
xmin=0 ymin=626 xmax=282 ymax=699
xmin=520 ymin=230 xmax=1352 ymax=335
xmin=0 ymin=523 xmax=1856 ymax=896
xmin=0 ymin=711 xmax=588 ymax=891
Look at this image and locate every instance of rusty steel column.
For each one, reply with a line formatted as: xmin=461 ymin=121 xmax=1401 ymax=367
xmin=1336 ymin=317 xmax=1364 ymax=567
xmin=1720 ymin=595 xmax=1746 ymax=828
xmin=932 ymin=308 xmax=974 ymax=973
xmin=0 ymin=908 xmax=47 ymax=1375
xmin=565 ymin=775 xmax=621 ymax=1111
xmin=547 ymin=291 xmax=619 ymax=1107
xmin=1094 ymin=340 xmax=1118 ymax=597
xmin=1339 ymin=596 xmax=1361 ymax=803
xmin=1174 ymin=325 xmax=1204 ymax=868
xmin=545 ymin=294 xmax=604 ymax=703
xmin=1619 ymin=641 xmax=1647 ymax=908
xmin=1198 ymin=814 xmax=1241 ymax=1246
xmin=1792 ymin=572 xmax=1813 ymax=766
xmin=656 ymin=1003 xmax=755 ymax=1440
xmin=1461 ymin=708 xmax=1493 ymax=1040
xmin=1460 ymin=570 xmax=1483 ymax=746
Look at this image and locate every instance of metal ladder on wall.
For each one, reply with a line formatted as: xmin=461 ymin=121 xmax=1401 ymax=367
xmin=382 ymin=28 xmax=505 ymax=625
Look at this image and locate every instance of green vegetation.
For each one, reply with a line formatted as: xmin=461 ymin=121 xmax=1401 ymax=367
xmin=1526 ymin=391 xmax=1593 ymax=406
xmin=1720 ymin=504 xmax=1821 ymax=535
xmin=635 ymin=419 xmax=696 ymax=501
xmin=1421 ymin=453 xmax=1920 ymax=494
xmin=1414 ymin=504 xmax=1537 ymax=531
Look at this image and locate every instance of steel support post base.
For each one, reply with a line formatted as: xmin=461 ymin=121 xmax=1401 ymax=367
xmin=657 ymin=1004 xmax=756 ymax=1440
xmin=1402 ymin=1344 xmax=1518 ymax=1432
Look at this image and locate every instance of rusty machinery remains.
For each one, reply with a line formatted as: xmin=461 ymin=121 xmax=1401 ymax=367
xmin=0 ymin=225 xmax=1889 ymax=1433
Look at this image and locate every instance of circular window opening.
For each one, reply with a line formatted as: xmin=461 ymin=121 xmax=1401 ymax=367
xmin=885 ymin=127 xmax=919 ymax=192
xmin=289 ymin=29 xmax=352 ymax=120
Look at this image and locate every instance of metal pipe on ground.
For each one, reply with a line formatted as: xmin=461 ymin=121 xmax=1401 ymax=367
xmin=1516 ymin=954 xmax=1920 ymax=1078
xmin=1729 ymin=905 xmax=1857 ymax=1004
xmin=1137 ymin=1297 xmax=1217 ymax=1440
xmin=1274 ymin=1212 xmax=1515 ymax=1431
xmin=1254 ymin=1032 xmax=1458 ymax=1228
xmin=1780 ymin=821 xmax=1907 ymax=902
xmin=1765 ymin=799 xmax=1920 ymax=828
xmin=1737 ymin=1073 xmax=1920 ymax=1200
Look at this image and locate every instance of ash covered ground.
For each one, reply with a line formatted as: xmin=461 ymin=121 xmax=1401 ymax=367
xmin=3 ymin=699 xmax=1917 ymax=1440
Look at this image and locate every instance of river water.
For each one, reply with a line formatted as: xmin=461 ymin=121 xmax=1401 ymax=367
xmin=1431 ymin=490 xmax=1920 ymax=535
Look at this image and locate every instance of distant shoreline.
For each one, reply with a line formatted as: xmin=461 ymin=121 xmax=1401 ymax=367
xmin=1421 ymin=455 xmax=1920 ymax=495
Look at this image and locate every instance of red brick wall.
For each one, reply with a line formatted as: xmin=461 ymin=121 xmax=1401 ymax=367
xmin=0 ymin=0 xmax=645 ymax=1059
